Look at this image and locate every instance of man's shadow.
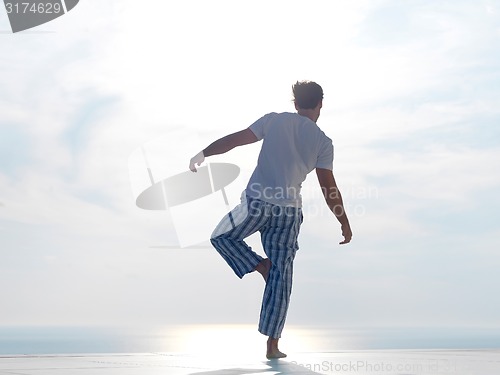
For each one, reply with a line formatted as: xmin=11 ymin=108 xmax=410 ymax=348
xmin=189 ymin=359 xmax=323 ymax=375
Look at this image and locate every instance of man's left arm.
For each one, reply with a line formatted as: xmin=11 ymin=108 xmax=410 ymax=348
xmin=316 ymin=168 xmax=352 ymax=244
xmin=189 ymin=128 xmax=258 ymax=172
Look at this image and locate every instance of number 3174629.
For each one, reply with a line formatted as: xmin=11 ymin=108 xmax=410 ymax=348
xmin=5 ymin=2 xmax=63 ymax=14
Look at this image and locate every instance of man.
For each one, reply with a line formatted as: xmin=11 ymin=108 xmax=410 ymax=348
xmin=189 ymin=81 xmax=352 ymax=359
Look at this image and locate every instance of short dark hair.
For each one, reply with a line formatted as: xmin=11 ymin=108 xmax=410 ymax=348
xmin=292 ymin=81 xmax=323 ymax=109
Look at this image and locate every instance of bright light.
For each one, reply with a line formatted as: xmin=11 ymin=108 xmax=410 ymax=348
xmin=160 ymin=324 xmax=331 ymax=356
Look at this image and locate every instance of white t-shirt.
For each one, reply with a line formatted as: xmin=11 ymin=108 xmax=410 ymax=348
xmin=246 ymin=112 xmax=334 ymax=207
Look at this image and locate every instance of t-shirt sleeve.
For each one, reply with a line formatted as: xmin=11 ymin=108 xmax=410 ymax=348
xmin=316 ymin=136 xmax=334 ymax=170
xmin=248 ymin=113 xmax=275 ymax=141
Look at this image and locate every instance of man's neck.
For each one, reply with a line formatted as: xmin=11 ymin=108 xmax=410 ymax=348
xmin=297 ymin=109 xmax=317 ymax=123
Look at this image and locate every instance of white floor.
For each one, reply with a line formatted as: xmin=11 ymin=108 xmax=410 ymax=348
xmin=1 ymin=350 xmax=499 ymax=375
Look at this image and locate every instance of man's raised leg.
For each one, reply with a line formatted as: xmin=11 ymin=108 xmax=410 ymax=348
xmin=210 ymin=196 xmax=269 ymax=279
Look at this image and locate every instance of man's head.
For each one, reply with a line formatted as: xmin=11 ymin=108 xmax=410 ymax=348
xmin=292 ymin=81 xmax=323 ymax=122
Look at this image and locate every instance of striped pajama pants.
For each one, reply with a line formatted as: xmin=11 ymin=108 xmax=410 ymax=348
xmin=210 ymin=194 xmax=303 ymax=339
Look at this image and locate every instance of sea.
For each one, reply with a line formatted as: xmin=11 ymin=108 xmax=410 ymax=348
xmin=0 ymin=325 xmax=499 ymax=355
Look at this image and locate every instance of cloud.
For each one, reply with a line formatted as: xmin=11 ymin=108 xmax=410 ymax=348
xmin=1 ymin=0 xmax=499 ymax=329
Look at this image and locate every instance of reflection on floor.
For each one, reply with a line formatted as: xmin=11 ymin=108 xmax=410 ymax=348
xmin=1 ymin=350 xmax=499 ymax=375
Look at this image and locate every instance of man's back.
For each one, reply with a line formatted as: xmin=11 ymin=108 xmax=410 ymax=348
xmin=246 ymin=112 xmax=333 ymax=207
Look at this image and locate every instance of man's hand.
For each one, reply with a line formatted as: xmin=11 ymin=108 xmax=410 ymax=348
xmin=189 ymin=151 xmax=205 ymax=172
xmin=339 ymin=223 xmax=352 ymax=245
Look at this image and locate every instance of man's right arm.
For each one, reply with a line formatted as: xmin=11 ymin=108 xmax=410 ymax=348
xmin=316 ymin=168 xmax=352 ymax=244
xmin=203 ymin=128 xmax=258 ymax=157
xmin=189 ymin=128 xmax=258 ymax=172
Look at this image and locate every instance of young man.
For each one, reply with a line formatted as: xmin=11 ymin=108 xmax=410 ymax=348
xmin=189 ymin=81 xmax=352 ymax=359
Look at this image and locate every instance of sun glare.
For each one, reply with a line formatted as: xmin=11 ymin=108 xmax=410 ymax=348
xmin=160 ymin=324 xmax=329 ymax=356
xmin=175 ymin=325 xmax=263 ymax=357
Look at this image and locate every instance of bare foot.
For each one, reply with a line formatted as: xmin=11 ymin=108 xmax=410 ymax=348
xmin=255 ymin=258 xmax=271 ymax=282
xmin=266 ymin=337 xmax=287 ymax=359
xmin=266 ymin=349 xmax=287 ymax=359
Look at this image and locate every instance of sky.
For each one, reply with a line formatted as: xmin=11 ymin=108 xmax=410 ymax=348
xmin=0 ymin=0 xmax=499 ymax=332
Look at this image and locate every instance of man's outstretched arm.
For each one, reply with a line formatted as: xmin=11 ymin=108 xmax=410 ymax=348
xmin=189 ymin=128 xmax=258 ymax=171
xmin=316 ymin=168 xmax=352 ymax=244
